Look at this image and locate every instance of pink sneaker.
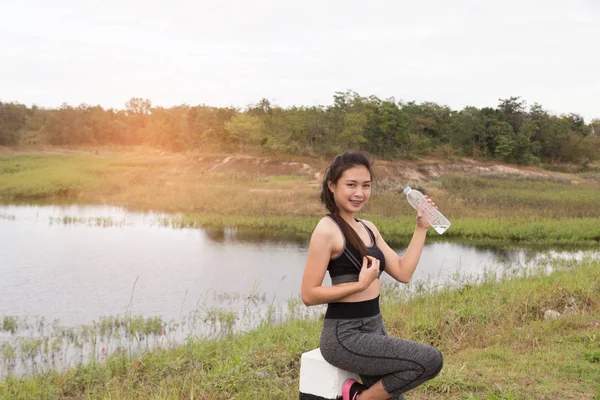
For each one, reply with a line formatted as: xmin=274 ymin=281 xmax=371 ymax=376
xmin=342 ymin=379 xmax=365 ymax=400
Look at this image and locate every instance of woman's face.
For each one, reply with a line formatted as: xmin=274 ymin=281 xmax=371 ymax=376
xmin=329 ymin=165 xmax=372 ymax=214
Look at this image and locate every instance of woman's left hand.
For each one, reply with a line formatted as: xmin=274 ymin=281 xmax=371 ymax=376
xmin=416 ymin=195 xmax=437 ymax=229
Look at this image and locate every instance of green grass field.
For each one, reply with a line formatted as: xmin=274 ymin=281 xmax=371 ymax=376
xmin=0 ymin=151 xmax=599 ymax=245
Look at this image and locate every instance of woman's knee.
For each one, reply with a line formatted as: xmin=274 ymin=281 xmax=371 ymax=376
xmin=428 ymin=348 xmax=444 ymax=377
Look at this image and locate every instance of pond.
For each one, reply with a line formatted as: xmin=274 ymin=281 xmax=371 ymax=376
xmin=0 ymin=204 xmax=595 ymax=377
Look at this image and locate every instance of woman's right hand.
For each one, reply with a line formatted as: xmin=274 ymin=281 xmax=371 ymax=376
xmin=358 ymin=256 xmax=380 ymax=291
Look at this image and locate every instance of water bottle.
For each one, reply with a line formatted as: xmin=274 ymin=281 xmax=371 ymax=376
xmin=403 ymin=187 xmax=451 ymax=234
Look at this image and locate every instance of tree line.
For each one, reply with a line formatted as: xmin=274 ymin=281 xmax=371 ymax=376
xmin=1 ymin=91 xmax=598 ymax=166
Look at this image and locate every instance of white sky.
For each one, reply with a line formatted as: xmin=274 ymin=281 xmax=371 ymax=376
xmin=1 ymin=0 xmax=599 ymax=121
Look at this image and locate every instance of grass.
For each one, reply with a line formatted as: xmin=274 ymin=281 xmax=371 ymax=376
xmin=434 ymin=174 xmax=599 ymax=219
xmin=1 ymin=150 xmax=599 ymax=245
xmin=1 ymin=257 xmax=599 ymax=399
xmin=2 ymin=317 xmax=19 ymax=334
xmin=0 ymin=156 xmax=109 ymax=199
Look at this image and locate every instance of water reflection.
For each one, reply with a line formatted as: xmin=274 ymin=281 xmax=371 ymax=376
xmin=203 ymin=227 xmax=309 ymax=245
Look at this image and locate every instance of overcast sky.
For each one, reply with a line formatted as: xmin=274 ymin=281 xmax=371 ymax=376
xmin=1 ymin=0 xmax=599 ymax=121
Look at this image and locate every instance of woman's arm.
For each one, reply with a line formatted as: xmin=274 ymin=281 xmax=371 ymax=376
xmin=364 ymin=212 xmax=430 ymax=284
xmin=301 ymin=220 xmax=378 ymax=306
xmin=386 ymin=225 xmax=428 ymax=283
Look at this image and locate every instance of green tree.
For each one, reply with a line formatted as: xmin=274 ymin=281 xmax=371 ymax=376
xmin=490 ymin=120 xmax=515 ymax=160
xmin=336 ymin=112 xmax=368 ymax=152
xmin=561 ymin=113 xmax=586 ymax=135
xmin=224 ymin=114 xmax=265 ymax=152
xmin=543 ymin=116 xmax=571 ymax=163
xmin=146 ymin=106 xmax=185 ymax=150
xmin=124 ymin=98 xmax=152 ymax=144
xmin=498 ymin=96 xmax=526 ymax=134
xmin=514 ymin=117 xmax=541 ymax=164
xmin=185 ymin=106 xmax=237 ymax=151
xmin=0 ymin=102 xmax=29 ymax=145
xmin=449 ymin=107 xmax=486 ymax=157
xmin=298 ymin=106 xmax=327 ymax=155
xmin=364 ymin=99 xmax=410 ymax=158
xmin=323 ymin=91 xmax=370 ymax=154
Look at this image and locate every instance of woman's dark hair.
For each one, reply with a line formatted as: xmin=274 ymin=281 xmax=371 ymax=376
xmin=320 ymin=151 xmax=374 ymax=260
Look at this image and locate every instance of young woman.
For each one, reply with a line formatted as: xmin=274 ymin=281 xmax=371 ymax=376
xmin=301 ymin=152 xmax=443 ymax=400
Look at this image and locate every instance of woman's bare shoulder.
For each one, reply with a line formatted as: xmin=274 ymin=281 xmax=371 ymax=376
xmin=313 ymin=215 xmax=338 ymax=237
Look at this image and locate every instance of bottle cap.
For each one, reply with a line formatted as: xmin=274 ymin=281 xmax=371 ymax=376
xmin=403 ymin=187 xmax=411 ymax=195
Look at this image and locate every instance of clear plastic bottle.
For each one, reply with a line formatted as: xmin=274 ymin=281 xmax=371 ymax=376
xmin=403 ymin=187 xmax=451 ymax=234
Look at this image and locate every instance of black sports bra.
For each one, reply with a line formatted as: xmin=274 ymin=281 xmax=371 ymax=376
xmin=326 ymin=215 xmax=386 ymax=285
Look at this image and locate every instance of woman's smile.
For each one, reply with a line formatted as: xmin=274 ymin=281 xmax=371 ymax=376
xmin=349 ymin=199 xmax=363 ymax=207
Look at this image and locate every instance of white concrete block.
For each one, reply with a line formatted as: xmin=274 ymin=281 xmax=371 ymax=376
xmin=299 ymin=348 xmax=360 ymax=400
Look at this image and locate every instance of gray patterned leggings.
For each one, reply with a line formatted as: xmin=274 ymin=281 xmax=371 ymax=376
xmin=320 ymin=313 xmax=443 ymax=399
